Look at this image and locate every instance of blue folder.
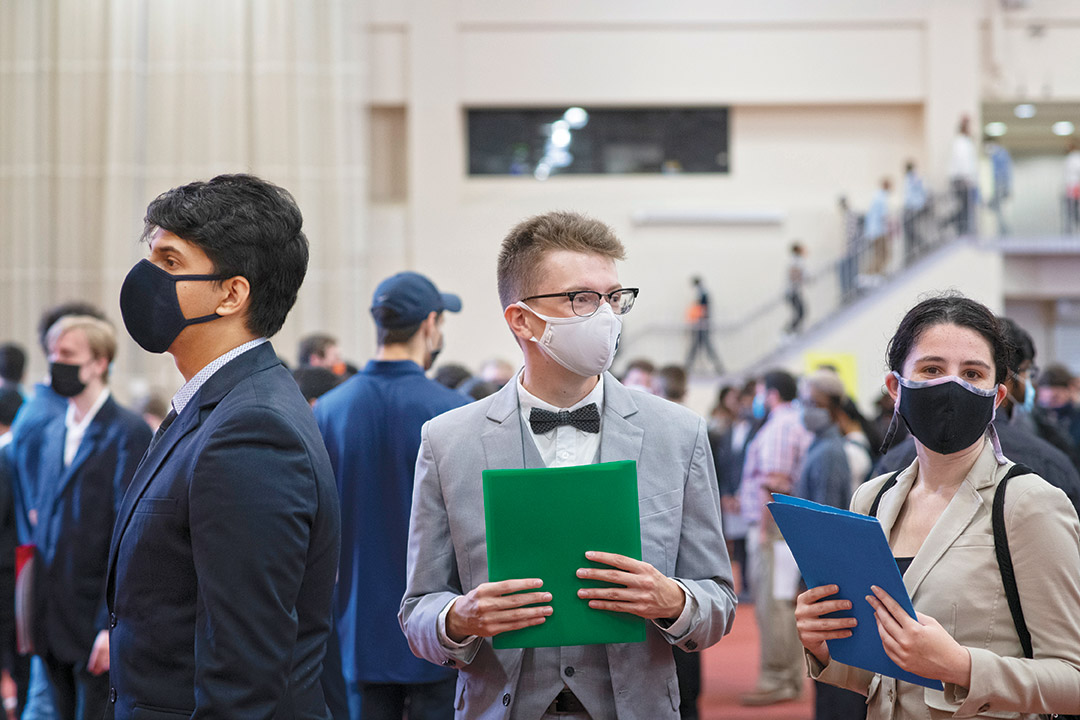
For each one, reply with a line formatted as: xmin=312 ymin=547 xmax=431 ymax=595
xmin=767 ymin=494 xmax=943 ymax=690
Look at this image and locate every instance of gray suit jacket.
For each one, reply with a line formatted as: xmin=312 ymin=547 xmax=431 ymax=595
xmin=399 ymin=374 xmax=736 ymax=720
xmin=813 ymin=441 xmax=1080 ymax=718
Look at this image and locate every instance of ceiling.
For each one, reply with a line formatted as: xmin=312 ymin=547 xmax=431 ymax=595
xmin=982 ymin=101 xmax=1080 ymax=154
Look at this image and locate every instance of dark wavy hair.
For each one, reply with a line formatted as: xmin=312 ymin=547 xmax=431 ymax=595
xmin=142 ymin=174 xmax=308 ymax=338
xmin=886 ymin=293 xmax=1012 ymax=385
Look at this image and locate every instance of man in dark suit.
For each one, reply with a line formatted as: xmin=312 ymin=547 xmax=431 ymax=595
xmin=33 ymin=315 xmax=151 ymax=720
xmin=106 ymin=174 xmax=341 ymax=720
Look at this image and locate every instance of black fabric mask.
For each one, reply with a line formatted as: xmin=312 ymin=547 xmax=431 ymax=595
xmin=50 ymin=362 xmax=86 ymax=398
xmin=895 ymin=372 xmax=997 ymax=455
xmin=120 ymin=259 xmax=227 ymax=353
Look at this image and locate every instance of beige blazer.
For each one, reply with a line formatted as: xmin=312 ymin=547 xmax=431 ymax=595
xmin=813 ymin=440 xmax=1080 ymax=719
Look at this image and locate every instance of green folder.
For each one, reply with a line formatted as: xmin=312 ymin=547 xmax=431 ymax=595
xmin=482 ymin=459 xmax=646 ymax=649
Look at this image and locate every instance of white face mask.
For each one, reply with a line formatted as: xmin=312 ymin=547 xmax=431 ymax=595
xmin=516 ymin=300 xmax=622 ymax=377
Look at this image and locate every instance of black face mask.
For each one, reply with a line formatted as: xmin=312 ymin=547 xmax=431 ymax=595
xmin=894 ymin=372 xmax=997 ymax=455
xmin=50 ymin=362 xmax=87 ymax=398
xmin=120 ymin=259 xmax=227 ymax=353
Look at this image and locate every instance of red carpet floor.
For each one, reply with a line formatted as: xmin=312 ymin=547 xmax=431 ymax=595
xmin=700 ymin=604 xmax=815 ymax=720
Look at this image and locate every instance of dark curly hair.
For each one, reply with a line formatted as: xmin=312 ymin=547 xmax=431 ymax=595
xmin=142 ymin=174 xmax=308 ymax=338
xmin=886 ymin=293 xmax=1012 ymax=385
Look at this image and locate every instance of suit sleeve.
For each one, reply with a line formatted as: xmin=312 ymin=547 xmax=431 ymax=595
xmin=667 ymin=418 xmax=738 ymax=652
xmin=188 ymin=407 xmax=319 ymax=718
xmin=951 ymin=479 xmax=1080 ymax=715
xmin=399 ymin=421 xmax=481 ymax=667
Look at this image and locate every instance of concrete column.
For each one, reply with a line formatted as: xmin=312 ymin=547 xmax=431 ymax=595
xmin=923 ymin=1 xmax=982 ymax=185
xmin=405 ymin=1 xmax=462 ymax=272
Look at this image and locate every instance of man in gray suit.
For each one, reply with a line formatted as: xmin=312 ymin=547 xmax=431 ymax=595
xmin=400 ymin=211 xmax=737 ymax=720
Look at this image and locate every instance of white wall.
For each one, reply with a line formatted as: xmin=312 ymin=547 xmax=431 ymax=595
xmin=360 ymin=0 xmax=941 ymax=374
xmin=716 ymin=240 xmax=1006 ymax=416
xmin=344 ymin=0 xmax=1079 ymax=386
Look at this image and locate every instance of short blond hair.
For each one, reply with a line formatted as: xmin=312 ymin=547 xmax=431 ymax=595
xmin=46 ymin=315 xmax=117 ymax=380
xmin=496 ymin=211 xmax=626 ymax=309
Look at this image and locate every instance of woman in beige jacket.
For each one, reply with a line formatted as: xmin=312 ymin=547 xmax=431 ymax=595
xmin=796 ymin=294 xmax=1080 ymax=718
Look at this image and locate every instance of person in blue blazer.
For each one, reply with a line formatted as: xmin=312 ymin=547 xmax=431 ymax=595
xmin=32 ymin=315 xmax=151 ymax=720
xmin=105 ymin=174 xmax=341 ymax=720
xmin=7 ymin=301 xmax=110 ymax=720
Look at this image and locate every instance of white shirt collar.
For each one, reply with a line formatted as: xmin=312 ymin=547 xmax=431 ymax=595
xmin=516 ymin=371 xmax=605 ymax=416
xmin=64 ymin=387 xmax=111 ymax=435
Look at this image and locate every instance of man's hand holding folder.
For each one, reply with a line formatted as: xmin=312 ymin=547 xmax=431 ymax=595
xmin=446 ymin=550 xmax=684 ymax=643
xmin=576 ymin=551 xmax=686 ymax=620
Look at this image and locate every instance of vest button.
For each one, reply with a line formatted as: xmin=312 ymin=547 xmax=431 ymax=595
xmin=564 ymin=666 xmax=575 ymax=677
xmin=502 ymin=693 xmax=511 ymax=706
xmin=109 ymin=688 xmax=117 ymax=703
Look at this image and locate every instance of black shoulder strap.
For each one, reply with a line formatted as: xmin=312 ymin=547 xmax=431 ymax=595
xmin=868 ymin=471 xmax=902 ymax=517
xmin=993 ymin=463 xmax=1036 ymax=659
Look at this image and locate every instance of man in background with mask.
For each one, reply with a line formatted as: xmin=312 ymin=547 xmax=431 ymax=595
xmin=400 ymin=211 xmax=736 ymax=720
xmin=5 ymin=301 xmax=107 ymax=720
xmin=314 ymin=271 xmax=466 ymax=720
xmin=737 ymin=369 xmax=811 ymax=706
xmin=106 ymin=174 xmax=340 ymax=720
xmin=32 ymin=315 xmax=150 ymax=720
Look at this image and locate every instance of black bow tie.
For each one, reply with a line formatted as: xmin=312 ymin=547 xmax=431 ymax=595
xmin=529 ymin=404 xmax=601 ymax=435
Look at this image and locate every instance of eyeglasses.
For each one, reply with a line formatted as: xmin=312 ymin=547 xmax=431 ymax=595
xmin=520 ymin=288 xmax=639 ymax=317
xmin=1012 ymin=364 xmax=1040 ymax=382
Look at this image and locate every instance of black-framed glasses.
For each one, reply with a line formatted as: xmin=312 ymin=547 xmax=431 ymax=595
xmin=520 ymin=288 xmax=639 ymax=317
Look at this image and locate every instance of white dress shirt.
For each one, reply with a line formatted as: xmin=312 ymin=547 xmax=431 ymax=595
xmin=63 ymin=387 xmax=110 ymax=467
xmin=517 ymin=373 xmax=605 ymax=467
xmin=438 ymin=370 xmax=695 ymax=647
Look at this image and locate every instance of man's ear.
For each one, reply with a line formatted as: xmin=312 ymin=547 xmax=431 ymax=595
xmin=89 ymin=355 xmax=110 ymax=381
xmin=215 ymin=276 xmax=251 ymax=318
xmin=504 ymin=304 xmax=536 ymax=343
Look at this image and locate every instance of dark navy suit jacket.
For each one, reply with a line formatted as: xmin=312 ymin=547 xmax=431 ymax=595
xmin=34 ymin=395 xmax=150 ymax=664
xmin=313 ymin=360 xmax=466 ymax=685
xmin=105 ymin=342 xmax=341 ymax=720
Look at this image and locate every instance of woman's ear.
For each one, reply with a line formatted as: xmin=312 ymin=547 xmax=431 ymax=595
xmin=994 ymin=382 xmax=1009 ymax=409
xmin=884 ymin=371 xmax=900 ymax=402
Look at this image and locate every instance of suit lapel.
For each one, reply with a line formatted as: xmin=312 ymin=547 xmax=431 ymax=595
xmin=106 ymin=399 xmax=202 ymax=581
xmin=480 ymin=380 xmax=526 ymax=472
xmin=598 ymin=374 xmax=644 ymax=468
xmin=50 ymin=398 xmax=114 ymax=506
xmin=900 ymin=444 xmax=1000 ymax=598
xmin=107 ymin=341 xmax=282 ymax=587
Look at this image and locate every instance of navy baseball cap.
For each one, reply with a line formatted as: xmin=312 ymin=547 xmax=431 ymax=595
xmin=370 ymin=271 xmax=462 ymax=329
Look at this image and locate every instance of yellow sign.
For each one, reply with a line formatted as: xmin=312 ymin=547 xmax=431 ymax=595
xmin=803 ymin=352 xmax=858 ymax=401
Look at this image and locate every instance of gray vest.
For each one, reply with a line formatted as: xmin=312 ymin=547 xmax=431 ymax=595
xmin=510 ymin=415 xmax=617 ymax=720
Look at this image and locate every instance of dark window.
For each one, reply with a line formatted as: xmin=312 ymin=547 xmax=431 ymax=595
xmin=467 ymin=107 xmax=729 ymax=178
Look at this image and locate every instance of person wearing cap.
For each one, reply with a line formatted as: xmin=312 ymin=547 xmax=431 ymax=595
xmin=314 ymin=271 xmax=467 ymax=720
xmin=399 ymin=211 xmax=735 ymax=720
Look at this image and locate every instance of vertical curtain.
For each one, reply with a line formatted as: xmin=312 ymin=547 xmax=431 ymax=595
xmin=0 ymin=0 xmax=367 ymax=398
